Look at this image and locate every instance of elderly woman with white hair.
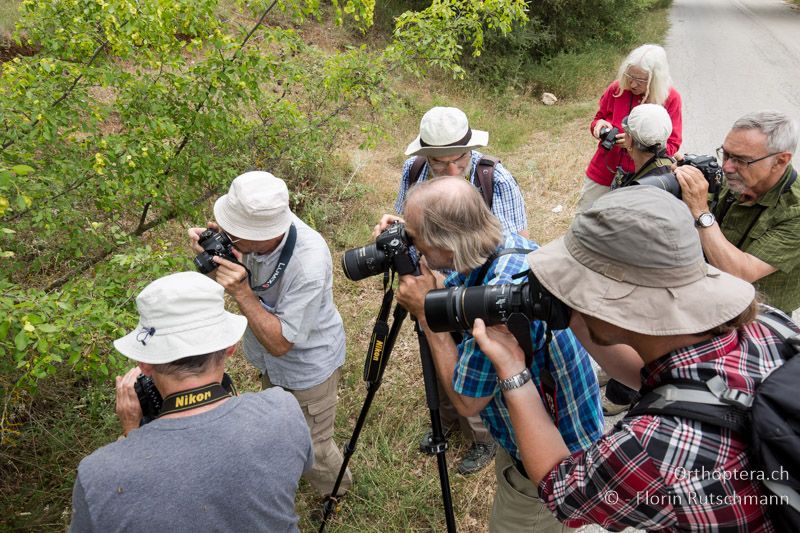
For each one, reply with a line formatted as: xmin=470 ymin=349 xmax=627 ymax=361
xmin=577 ymin=43 xmax=683 ymax=212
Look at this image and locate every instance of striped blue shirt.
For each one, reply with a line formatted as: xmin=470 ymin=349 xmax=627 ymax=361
xmin=445 ymin=234 xmax=603 ymax=459
xmin=394 ymin=151 xmax=528 ymax=234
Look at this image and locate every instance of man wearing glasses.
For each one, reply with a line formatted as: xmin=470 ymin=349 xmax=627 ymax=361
xmin=676 ymin=110 xmax=800 ymax=315
xmin=189 ymin=171 xmax=352 ymax=500
xmin=377 ymin=106 xmax=528 ymax=475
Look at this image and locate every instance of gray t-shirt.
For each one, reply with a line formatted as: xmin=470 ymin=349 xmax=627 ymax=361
xmin=69 ymin=388 xmax=313 ymax=533
xmin=242 ymin=215 xmax=346 ymax=390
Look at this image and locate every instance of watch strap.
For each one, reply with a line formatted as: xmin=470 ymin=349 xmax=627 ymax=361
xmin=497 ymin=368 xmax=532 ymax=391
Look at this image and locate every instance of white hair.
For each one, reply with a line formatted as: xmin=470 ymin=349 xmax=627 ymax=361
xmin=731 ymin=110 xmax=799 ymax=154
xmin=615 ymin=44 xmax=672 ymax=105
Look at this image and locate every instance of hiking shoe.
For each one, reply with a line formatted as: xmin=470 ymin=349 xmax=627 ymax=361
xmin=602 ymin=394 xmax=628 ymax=416
xmin=418 ymin=425 xmax=455 ymax=454
xmin=457 ymin=441 xmax=497 ymax=475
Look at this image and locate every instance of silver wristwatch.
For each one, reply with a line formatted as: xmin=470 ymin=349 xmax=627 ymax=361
xmin=497 ymin=368 xmax=532 ymax=391
xmin=695 ymin=212 xmax=715 ymax=228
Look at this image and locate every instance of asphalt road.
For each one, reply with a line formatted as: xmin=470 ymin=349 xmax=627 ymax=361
xmin=666 ymin=0 xmax=800 ymax=155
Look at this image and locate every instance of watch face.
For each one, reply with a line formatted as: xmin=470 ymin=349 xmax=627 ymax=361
xmin=698 ymin=213 xmax=715 ymax=227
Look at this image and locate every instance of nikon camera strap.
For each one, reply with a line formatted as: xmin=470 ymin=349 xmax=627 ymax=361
xmin=250 ymin=223 xmax=297 ymax=291
xmin=158 ymin=382 xmax=232 ymax=417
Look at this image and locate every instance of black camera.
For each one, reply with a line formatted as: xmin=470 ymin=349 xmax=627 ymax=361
xmin=134 ymin=372 xmax=236 ymax=425
xmin=134 ymin=374 xmax=163 ymax=425
xmin=342 ymin=222 xmax=419 ymax=281
xmin=423 ymin=270 xmax=571 ymax=333
xmin=194 ymin=229 xmax=237 ymax=274
xmin=632 ymin=153 xmax=723 ymax=198
xmin=598 ymin=126 xmax=620 ymax=151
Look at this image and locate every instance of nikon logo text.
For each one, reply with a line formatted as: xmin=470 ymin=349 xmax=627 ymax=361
xmin=372 ymin=340 xmax=384 ymax=362
xmin=175 ymin=390 xmax=212 ymax=408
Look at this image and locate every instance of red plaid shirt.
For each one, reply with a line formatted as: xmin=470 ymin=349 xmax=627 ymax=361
xmin=538 ymin=314 xmax=797 ymax=532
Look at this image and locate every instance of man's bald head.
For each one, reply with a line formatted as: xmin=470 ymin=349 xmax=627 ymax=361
xmin=404 ymin=177 xmax=502 ymax=273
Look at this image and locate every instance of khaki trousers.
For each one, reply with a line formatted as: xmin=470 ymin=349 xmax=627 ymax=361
xmin=576 ymin=176 xmax=611 ymax=214
xmin=489 ymin=447 xmax=576 ymax=533
xmin=262 ymin=368 xmax=352 ymax=497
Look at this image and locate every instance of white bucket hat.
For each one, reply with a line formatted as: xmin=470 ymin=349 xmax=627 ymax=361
xmin=113 ymin=272 xmax=248 ymax=363
xmin=213 ymin=171 xmax=293 ymax=241
xmin=405 ymin=107 xmax=489 ymax=157
xmin=624 ymin=103 xmax=672 ymax=150
xmin=528 ymin=187 xmax=754 ymax=336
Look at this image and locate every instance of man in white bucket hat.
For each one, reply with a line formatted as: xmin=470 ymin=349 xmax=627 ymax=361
xmin=375 ymin=107 xmax=529 ymax=475
xmin=189 ymin=171 xmax=352 ymax=500
xmin=471 ymin=186 xmax=796 ymax=531
xmin=69 ymin=272 xmax=313 ymax=532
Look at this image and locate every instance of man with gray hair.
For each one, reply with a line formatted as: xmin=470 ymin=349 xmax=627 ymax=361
xmin=69 ymin=272 xmax=313 ymax=532
xmin=394 ymin=176 xmax=604 ymax=532
xmin=677 ymin=110 xmax=800 ymax=315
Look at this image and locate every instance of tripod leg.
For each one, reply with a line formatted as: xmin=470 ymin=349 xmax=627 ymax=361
xmin=415 ymin=323 xmax=457 ymax=533
xmin=318 ymin=306 xmax=408 ymax=532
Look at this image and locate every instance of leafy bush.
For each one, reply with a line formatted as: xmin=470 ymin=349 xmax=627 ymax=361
xmin=465 ymin=0 xmax=673 ymax=94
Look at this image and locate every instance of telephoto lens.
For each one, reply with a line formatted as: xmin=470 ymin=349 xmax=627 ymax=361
xmin=424 ymin=272 xmax=572 ymax=333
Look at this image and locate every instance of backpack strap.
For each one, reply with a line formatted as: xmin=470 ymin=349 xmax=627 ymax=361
xmin=755 ymin=309 xmax=800 ymax=361
xmin=408 ymin=156 xmax=428 ymax=187
xmin=476 ymin=156 xmax=499 ymax=209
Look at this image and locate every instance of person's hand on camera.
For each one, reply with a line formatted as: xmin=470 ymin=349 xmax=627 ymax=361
xmin=675 ymin=165 xmax=710 ymax=218
xmin=372 ymin=214 xmax=404 ymax=239
xmin=471 ymin=319 xmax=527 ymax=378
xmin=213 ymin=251 xmax=249 ymax=298
xmin=593 ymin=119 xmax=612 ymax=139
xmin=396 ymin=257 xmax=438 ymax=322
xmin=116 ymin=366 xmax=144 ymax=437
xmin=188 ymin=222 xmax=220 ymax=254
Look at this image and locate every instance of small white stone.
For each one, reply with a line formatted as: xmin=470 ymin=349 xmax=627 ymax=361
xmin=551 ymin=204 xmax=563 ymax=213
xmin=541 ymin=92 xmax=558 ymax=106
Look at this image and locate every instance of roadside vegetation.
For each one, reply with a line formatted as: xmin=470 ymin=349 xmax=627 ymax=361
xmin=1 ymin=1 xmax=669 ymax=530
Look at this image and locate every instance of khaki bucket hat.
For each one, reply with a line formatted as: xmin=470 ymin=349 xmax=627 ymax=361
xmin=528 ymin=187 xmax=755 ymax=335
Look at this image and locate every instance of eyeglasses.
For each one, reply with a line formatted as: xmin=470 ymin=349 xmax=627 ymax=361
xmin=428 ymin=152 xmax=470 ymax=172
xmin=715 ymin=146 xmax=782 ymax=168
xmin=623 ymin=72 xmax=650 ymax=85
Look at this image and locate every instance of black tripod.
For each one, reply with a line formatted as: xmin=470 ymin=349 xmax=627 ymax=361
xmin=319 ymin=276 xmax=456 ymax=532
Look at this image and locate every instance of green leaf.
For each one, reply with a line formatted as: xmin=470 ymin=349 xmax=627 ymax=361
xmin=11 ymin=165 xmax=35 ymax=176
xmin=14 ymin=329 xmax=30 ymax=351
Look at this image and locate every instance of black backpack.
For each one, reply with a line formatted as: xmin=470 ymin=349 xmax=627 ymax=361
xmin=408 ymin=154 xmax=499 ymax=209
xmin=628 ymin=309 xmax=800 ymax=529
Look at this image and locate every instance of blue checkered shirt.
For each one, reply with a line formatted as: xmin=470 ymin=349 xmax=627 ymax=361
xmin=445 ymin=234 xmax=603 ymax=460
xmin=394 ymin=151 xmax=528 ymax=234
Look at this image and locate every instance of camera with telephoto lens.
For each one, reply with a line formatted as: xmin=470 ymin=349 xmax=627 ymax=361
xmin=134 ymin=374 xmax=163 ymax=425
xmin=631 ymin=153 xmax=723 ymax=198
xmin=423 ymin=270 xmax=571 ymax=333
xmin=342 ymin=222 xmax=419 ymax=281
xmin=194 ymin=229 xmax=237 ymax=274
xmin=598 ymin=126 xmax=620 ymax=151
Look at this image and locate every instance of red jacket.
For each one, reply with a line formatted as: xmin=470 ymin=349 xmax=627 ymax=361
xmin=586 ymin=80 xmax=682 ymax=186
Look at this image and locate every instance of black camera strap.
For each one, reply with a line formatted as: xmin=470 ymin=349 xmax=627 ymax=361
xmin=474 ymin=247 xmax=536 ymax=287
xmin=250 ymin=223 xmax=297 ymax=292
xmin=364 ymin=271 xmax=395 ymax=384
xmin=157 ymin=382 xmax=232 ymax=417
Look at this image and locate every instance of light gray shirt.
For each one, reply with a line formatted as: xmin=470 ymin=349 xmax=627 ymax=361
xmin=70 ymin=388 xmax=313 ymax=533
xmin=242 ymin=215 xmax=346 ymax=390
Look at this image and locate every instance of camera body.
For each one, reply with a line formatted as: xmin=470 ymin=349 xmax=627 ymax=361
xmin=134 ymin=374 xmax=163 ymax=425
xmin=632 ymin=153 xmax=723 ymax=198
xmin=424 ymin=270 xmax=571 ymax=333
xmin=342 ymin=222 xmax=419 ymax=281
xmin=194 ymin=229 xmax=237 ymax=274
xmin=598 ymin=126 xmax=620 ymax=151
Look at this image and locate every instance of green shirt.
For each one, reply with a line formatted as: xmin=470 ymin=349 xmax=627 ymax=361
xmin=712 ymin=165 xmax=800 ymax=313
